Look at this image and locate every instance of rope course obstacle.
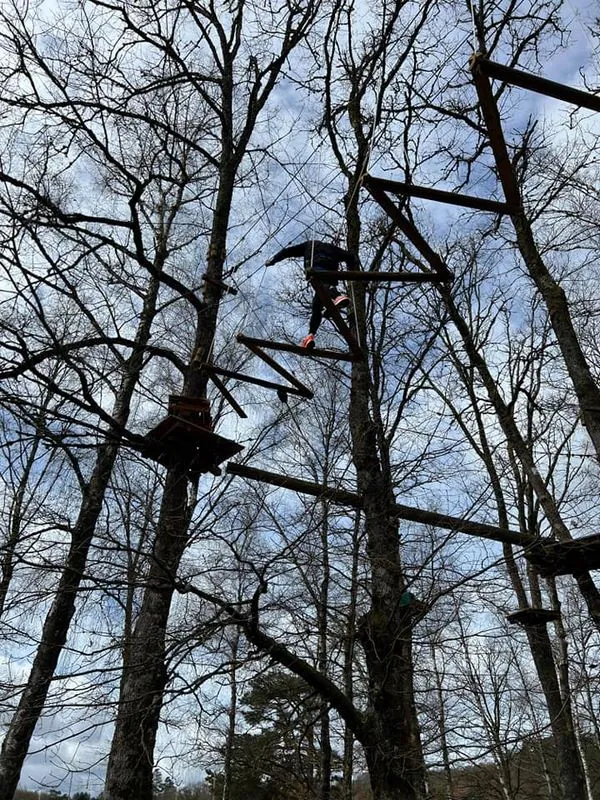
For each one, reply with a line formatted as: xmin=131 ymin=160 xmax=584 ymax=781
xmin=143 ymin=51 xmax=600 ymax=583
xmin=226 ymin=54 xmax=600 ymax=581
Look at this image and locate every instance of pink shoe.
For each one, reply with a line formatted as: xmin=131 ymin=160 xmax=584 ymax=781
xmin=333 ymin=294 xmax=350 ymax=309
xmin=301 ymin=334 xmax=316 ymax=350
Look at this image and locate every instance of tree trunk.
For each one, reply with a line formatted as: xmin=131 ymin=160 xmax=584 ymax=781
xmin=347 ymin=193 xmax=425 ymax=800
xmin=0 ymin=275 xmax=160 ymax=799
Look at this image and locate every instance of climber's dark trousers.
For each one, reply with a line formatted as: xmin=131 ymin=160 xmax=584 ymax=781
xmin=309 ymin=283 xmax=342 ymax=334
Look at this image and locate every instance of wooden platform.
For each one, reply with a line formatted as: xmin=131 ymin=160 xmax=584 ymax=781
xmin=525 ymin=534 xmax=600 ymax=576
xmin=141 ymin=415 xmax=243 ymax=475
xmin=506 ymin=608 xmax=559 ymax=626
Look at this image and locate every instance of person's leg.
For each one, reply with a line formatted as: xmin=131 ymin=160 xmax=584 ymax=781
xmin=308 ymin=291 xmax=323 ymax=334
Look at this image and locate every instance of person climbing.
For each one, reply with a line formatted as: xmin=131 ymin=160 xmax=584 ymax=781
xmin=264 ymin=238 xmax=357 ymax=349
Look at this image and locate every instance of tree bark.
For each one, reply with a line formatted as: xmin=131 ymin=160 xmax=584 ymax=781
xmin=0 ymin=275 xmax=160 ymax=799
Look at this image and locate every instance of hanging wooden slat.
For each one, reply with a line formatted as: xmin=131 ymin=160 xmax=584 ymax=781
xmin=307 ymin=269 xmax=447 ymax=283
xmin=475 ymin=57 xmax=600 ymax=114
xmin=203 ymin=363 xmax=314 ymax=399
xmin=365 ymin=184 xmax=454 ymax=280
xmin=310 ymin=279 xmax=363 ymax=360
xmin=470 ymin=56 xmax=523 ymax=209
xmin=237 ymin=334 xmax=358 ymax=362
xmin=364 ymin=175 xmax=517 ymax=215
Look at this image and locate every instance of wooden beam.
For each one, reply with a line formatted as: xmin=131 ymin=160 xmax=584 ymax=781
xmin=237 ymin=334 xmax=357 ymax=362
xmin=366 ymin=184 xmax=454 ymax=280
xmin=226 ymin=462 xmax=362 ymax=507
xmin=393 ymin=502 xmax=533 ymax=546
xmin=470 ymin=56 xmax=523 ymax=209
xmin=203 ymin=363 xmax=313 ymax=399
xmin=310 ymin=279 xmax=364 ymax=360
xmin=307 ymin=270 xmax=447 ymax=283
xmin=226 ymin=462 xmax=533 ymax=546
xmin=208 ymin=373 xmax=247 ymax=418
xmin=239 ymin=339 xmax=314 ymax=397
xmin=364 ymin=175 xmax=517 ymax=215
xmin=477 ymin=57 xmax=600 ymax=114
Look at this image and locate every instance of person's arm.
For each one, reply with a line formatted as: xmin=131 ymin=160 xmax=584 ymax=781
xmin=264 ymin=242 xmax=305 ymax=266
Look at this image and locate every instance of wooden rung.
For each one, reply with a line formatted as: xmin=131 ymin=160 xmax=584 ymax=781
xmin=310 ymin=280 xmax=363 ymax=360
xmin=208 ymin=373 xmax=247 ymax=419
xmin=202 ymin=273 xmax=237 ymax=296
xmin=203 ymin=363 xmax=313 ymax=399
xmin=363 ymin=175 xmax=517 ymax=215
xmin=307 ymin=270 xmax=447 ymax=283
xmin=506 ymin=608 xmax=559 ymax=626
xmin=475 ymin=56 xmax=600 ymax=114
xmin=236 ymin=334 xmax=358 ymax=362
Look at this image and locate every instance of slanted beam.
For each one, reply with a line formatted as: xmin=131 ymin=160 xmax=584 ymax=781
xmin=227 ymin=462 xmax=533 ymax=546
xmin=237 ymin=334 xmax=357 ymax=362
xmin=226 ymin=462 xmax=362 ymax=507
xmin=310 ymin=279 xmax=363 ymax=360
xmin=203 ymin=363 xmax=313 ymax=399
xmin=366 ymin=184 xmax=454 ymax=280
xmin=307 ymin=270 xmax=447 ymax=283
xmin=208 ymin=373 xmax=247 ymax=418
xmin=477 ymin=57 xmax=600 ymax=114
xmin=364 ymin=175 xmax=517 ymax=215
xmin=470 ymin=56 xmax=523 ymax=209
xmin=236 ymin=338 xmax=314 ymax=397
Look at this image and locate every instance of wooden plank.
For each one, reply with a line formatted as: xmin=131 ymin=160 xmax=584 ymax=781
xmin=226 ymin=462 xmax=533 ymax=546
xmin=208 ymin=373 xmax=247 ymax=418
xmin=237 ymin=334 xmax=358 ymax=362
xmin=240 ymin=340 xmax=314 ymax=397
xmin=393 ymin=502 xmax=533 ymax=546
xmin=478 ymin=57 xmax=600 ymax=114
xmin=307 ymin=269 xmax=447 ymax=283
xmin=203 ymin=363 xmax=313 ymax=399
xmin=470 ymin=56 xmax=522 ymax=209
xmin=310 ymin=279 xmax=363 ymax=360
xmin=364 ymin=175 xmax=516 ymax=214
xmin=366 ymin=185 xmax=454 ymax=280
